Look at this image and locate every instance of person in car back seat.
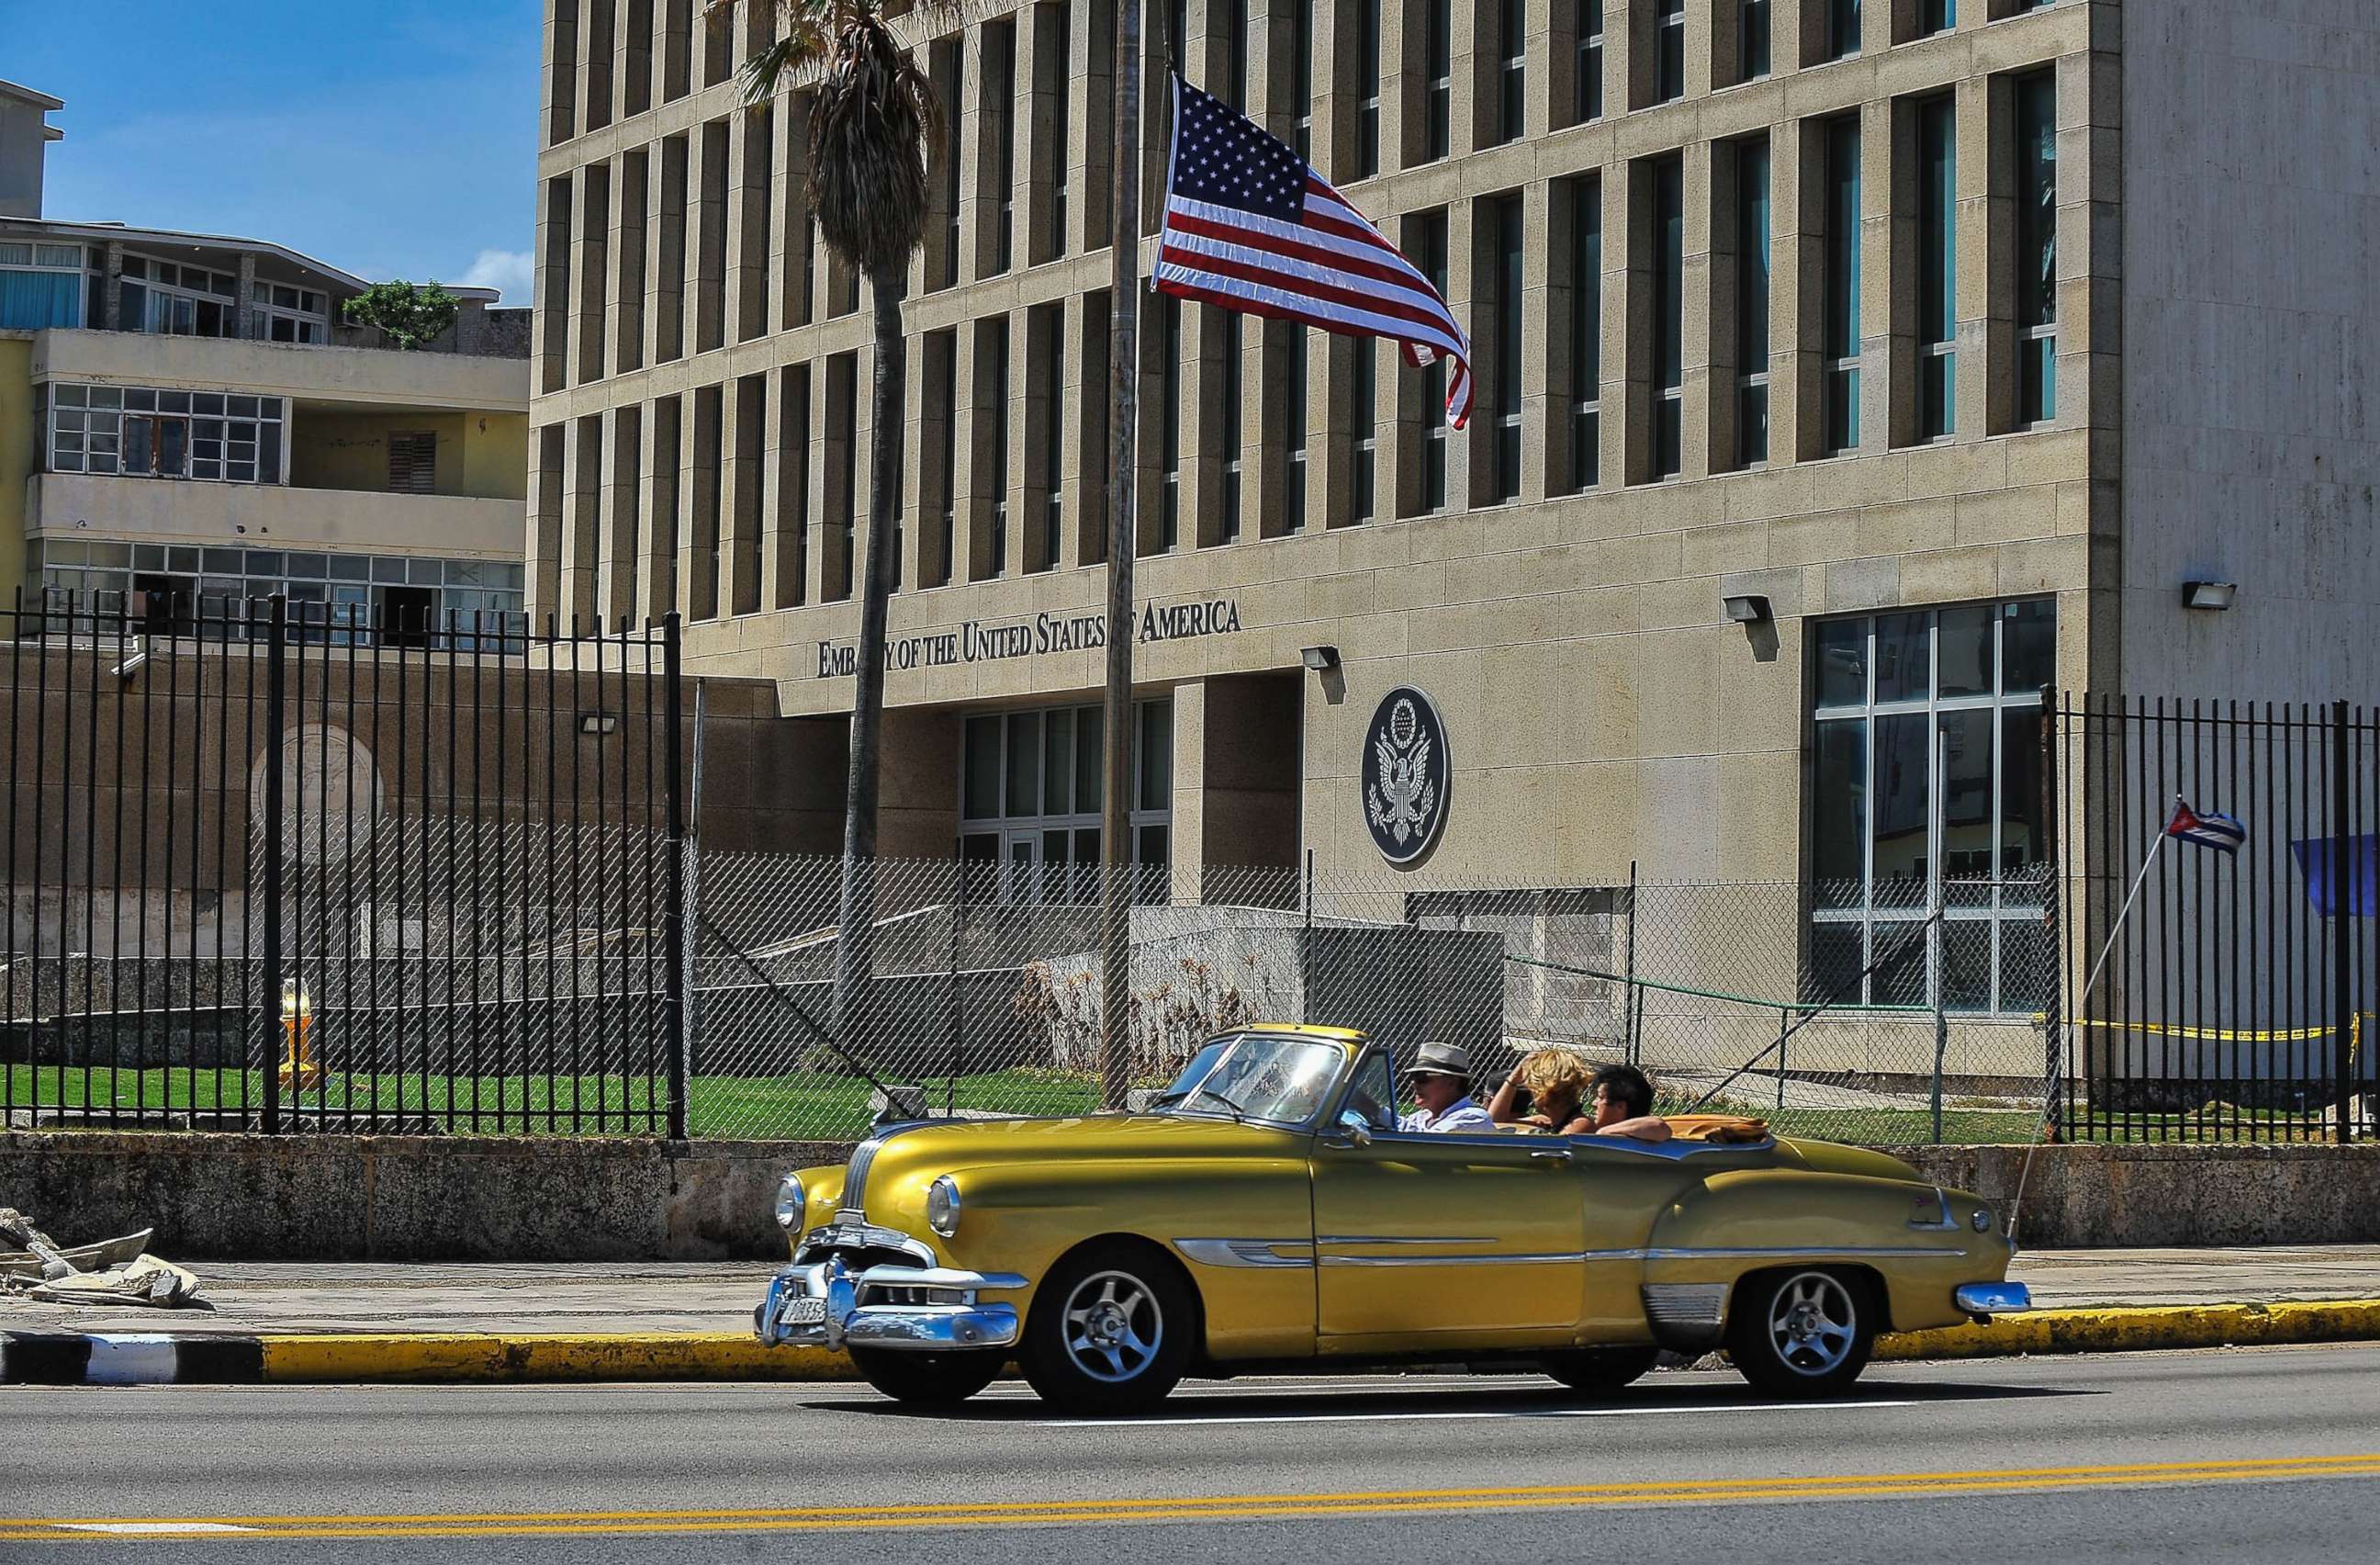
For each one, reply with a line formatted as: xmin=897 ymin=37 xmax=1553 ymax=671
xmin=1585 ymin=1063 xmax=1673 ymax=1143
xmin=1488 ymin=1053 xmax=1673 ymax=1141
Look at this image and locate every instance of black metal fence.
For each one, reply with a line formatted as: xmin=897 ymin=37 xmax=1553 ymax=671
xmin=2055 ymin=696 xmax=2379 ymax=1142
xmin=0 ymin=591 xmax=686 ymax=1134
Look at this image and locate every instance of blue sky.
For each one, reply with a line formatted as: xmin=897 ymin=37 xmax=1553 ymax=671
xmin=5 ymin=0 xmax=543 ymax=301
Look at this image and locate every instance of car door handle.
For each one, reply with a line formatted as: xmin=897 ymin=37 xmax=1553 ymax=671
xmin=1529 ymin=1147 xmax=1574 ymax=1163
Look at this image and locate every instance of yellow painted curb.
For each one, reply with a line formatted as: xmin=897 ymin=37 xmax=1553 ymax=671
xmin=1878 ymin=1298 xmax=2380 ymax=1361
xmin=245 ymin=1300 xmax=2380 ymax=1383
xmin=259 ymin=1333 xmax=856 ymax=1383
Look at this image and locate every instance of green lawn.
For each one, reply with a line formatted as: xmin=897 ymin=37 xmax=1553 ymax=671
xmin=5 ymin=1064 xmax=1118 ymax=1140
xmin=9 ymin=1064 xmax=2343 ymax=1145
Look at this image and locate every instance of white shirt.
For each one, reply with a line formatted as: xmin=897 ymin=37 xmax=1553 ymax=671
xmin=1398 ymin=1096 xmax=1494 ymax=1133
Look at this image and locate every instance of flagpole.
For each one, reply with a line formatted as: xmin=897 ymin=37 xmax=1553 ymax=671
xmin=2012 ymin=798 xmax=2176 ymax=1245
xmin=1098 ymin=0 xmax=1145 ymax=1111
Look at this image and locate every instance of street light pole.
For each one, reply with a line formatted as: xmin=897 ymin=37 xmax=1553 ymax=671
xmin=1099 ymin=0 xmax=1144 ymax=1110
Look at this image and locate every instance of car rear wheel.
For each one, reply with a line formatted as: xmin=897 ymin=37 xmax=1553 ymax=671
xmin=1541 ymin=1345 xmax=1660 ymax=1394
xmin=1725 ymin=1268 xmax=1874 ymax=1399
xmin=1019 ymin=1242 xmax=1195 ymax=1415
xmin=849 ymin=1347 xmax=1005 ymax=1406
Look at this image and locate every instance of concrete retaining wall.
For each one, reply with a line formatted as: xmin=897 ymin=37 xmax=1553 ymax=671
xmin=5 ymin=1132 xmax=2378 ymax=1261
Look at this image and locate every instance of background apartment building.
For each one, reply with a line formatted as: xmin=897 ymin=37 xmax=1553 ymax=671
xmin=533 ymin=2 xmax=2378 ymax=1021
xmin=1 ymin=80 xmax=533 ymax=635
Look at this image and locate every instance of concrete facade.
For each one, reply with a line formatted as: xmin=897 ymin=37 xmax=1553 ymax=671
xmin=6 ymin=1130 xmax=2375 ymax=1258
xmin=530 ymin=4 xmax=2375 ymax=941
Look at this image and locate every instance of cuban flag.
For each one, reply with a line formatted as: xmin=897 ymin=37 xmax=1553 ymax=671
xmin=2166 ymin=798 xmax=2247 ymax=853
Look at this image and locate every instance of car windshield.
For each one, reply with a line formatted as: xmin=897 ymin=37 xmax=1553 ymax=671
xmin=1148 ymin=1032 xmax=1347 ymax=1126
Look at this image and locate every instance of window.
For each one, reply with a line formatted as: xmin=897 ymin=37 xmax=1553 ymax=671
xmin=114 ymin=253 xmax=248 ymax=340
xmin=933 ymin=40 xmax=963 ymax=288
xmin=1916 ymin=96 xmax=1956 ymax=441
xmin=986 ymin=21 xmax=1017 ymax=276
xmin=1656 ymin=0 xmax=1685 ymax=104
xmin=1740 ymin=0 xmax=1771 ymax=79
xmin=1038 ymin=310 xmax=1064 ymax=571
xmin=1285 ymin=324 xmax=1309 ymax=533
xmin=1498 ymin=0 xmax=1527 ymax=144
xmin=388 ymin=432 xmax=438 ymax=494
xmin=256 ymin=281 xmax=331 ymax=344
xmin=985 ymin=318 xmax=1011 ymax=576
xmin=1808 ymin=600 xmax=2056 ymax=1014
xmin=1219 ymin=311 xmax=1243 ymax=542
xmin=1576 ymin=0 xmax=1603 ymax=123
xmin=1424 ymin=0 xmax=1452 ymax=161
xmin=1650 ymin=155 xmax=1684 ymax=480
xmin=1356 ymin=0 xmax=1382 ymax=176
xmin=1489 ymin=194 xmax=1524 ymax=501
xmin=1224 ymin=0 xmax=1249 ymax=107
xmin=1827 ymin=0 xmax=1860 ymax=60
xmin=1410 ymin=211 xmax=1450 ymax=512
xmin=33 ymin=539 xmax=524 ymax=644
xmin=1352 ymin=341 xmax=1377 ymax=522
xmin=45 ymin=384 xmax=284 ymax=485
xmin=1568 ymin=179 xmax=1601 ymax=490
xmin=1160 ymin=296 xmax=1183 ymax=549
xmin=932 ymin=334 xmax=958 ymax=582
xmin=1049 ymin=2 xmax=1072 ymax=259
xmin=1919 ymin=0 xmax=1953 ymax=33
xmin=1736 ymin=140 xmax=1771 ymax=467
xmin=1822 ymin=115 xmax=1862 ymax=455
xmin=1292 ymin=0 xmax=1315 ymax=162
xmin=958 ymin=699 xmax=1173 ymax=905
xmin=0 ymin=242 xmax=84 ymax=331
xmin=2014 ymin=71 xmax=2057 ymax=425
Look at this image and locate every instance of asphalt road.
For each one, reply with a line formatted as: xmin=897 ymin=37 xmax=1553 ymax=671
xmin=4 ymin=1345 xmax=2378 ymax=1563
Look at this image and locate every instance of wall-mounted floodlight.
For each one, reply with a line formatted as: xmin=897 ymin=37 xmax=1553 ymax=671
xmin=1299 ymin=645 xmax=1342 ymax=673
xmin=2182 ymin=580 xmax=2238 ymax=611
xmin=1722 ymin=594 xmax=1772 ymax=625
xmin=579 ymin=713 xmax=619 ymax=736
xmin=111 ymin=638 xmax=150 ymax=681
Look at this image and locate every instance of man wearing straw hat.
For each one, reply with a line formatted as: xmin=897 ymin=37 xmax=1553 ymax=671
xmin=1396 ymin=1041 xmax=1495 ymax=1133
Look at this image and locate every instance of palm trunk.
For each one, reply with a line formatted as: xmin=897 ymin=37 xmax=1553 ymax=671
xmin=833 ymin=265 xmax=909 ymax=1053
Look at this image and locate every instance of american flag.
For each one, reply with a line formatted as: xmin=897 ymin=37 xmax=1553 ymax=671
xmin=1153 ymin=73 xmax=1474 ymax=429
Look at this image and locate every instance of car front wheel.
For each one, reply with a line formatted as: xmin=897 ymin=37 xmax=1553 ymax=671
xmin=1725 ymin=1268 xmax=1875 ymax=1398
xmin=1019 ymin=1242 xmax=1195 ymax=1414
xmin=1541 ymin=1345 xmax=1659 ymax=1394
xmin=849 ymin=1346 xmax=1005 ymax=1406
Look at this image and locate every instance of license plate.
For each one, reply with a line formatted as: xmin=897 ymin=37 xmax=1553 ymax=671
xmin=779 ymin=1295 xmax=826 ymax=1328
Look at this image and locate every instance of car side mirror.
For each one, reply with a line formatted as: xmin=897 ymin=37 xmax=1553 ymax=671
xmin=1335 ymin=1110 xmax=1374 ymax=1147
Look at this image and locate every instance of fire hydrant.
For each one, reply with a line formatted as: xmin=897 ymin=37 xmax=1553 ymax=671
xmin=278 ymin=980 xmax=321 ymax=1092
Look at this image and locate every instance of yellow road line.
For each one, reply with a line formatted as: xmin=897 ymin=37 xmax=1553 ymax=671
xmin=8 ymin=1454 xmax=2378 ymax=1542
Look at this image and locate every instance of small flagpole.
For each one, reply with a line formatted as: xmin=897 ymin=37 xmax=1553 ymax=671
xmin=2011 ymin=797 xmax=2178 ymax=1246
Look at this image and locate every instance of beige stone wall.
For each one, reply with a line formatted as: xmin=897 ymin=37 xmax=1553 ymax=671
xmin=536 ymin=0 xmax=2108 ymax=883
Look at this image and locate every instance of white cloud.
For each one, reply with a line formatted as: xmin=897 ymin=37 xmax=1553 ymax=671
xmin=456 ymin=248 xmax=536 ymax=304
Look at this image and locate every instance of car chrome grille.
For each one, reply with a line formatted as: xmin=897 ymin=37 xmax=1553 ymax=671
xmin=839 ymin=1135 xmax=885 ymax=1222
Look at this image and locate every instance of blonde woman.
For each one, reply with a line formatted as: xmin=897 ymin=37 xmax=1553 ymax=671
xmin=1488 ymin=1052 xmax=1673 ymax=1142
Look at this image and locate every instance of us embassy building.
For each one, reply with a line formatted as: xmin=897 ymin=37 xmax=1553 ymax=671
xmin=533 ymin=1 xmax=2379 ymax=1025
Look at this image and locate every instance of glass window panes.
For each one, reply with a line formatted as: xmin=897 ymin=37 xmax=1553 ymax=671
xmin=1806 ymin=598 xmax=2057 ymax=1013
xmin=958 ymin=699 xmax=1171 ymax=903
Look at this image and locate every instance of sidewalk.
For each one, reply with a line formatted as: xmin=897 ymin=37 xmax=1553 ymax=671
xmin=6 ymin=1246 xmax=2380 ymax=1338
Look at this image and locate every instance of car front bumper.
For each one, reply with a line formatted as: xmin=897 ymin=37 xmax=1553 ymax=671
xmin=752 ymin=1255 xmax=1028 ymax=1353
xmin=1954 ymin=1280 xmax=2033 ymax=1318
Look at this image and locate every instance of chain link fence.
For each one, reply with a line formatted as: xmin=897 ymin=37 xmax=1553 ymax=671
xmin=684 ymin=850 xmax=2059 ymax=1145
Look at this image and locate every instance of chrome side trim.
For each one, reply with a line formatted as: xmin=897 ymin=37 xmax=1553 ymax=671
xmin=1319 ymin=1250 xmax=1600 ymax=1267
xmin=1907 ymin=1188 xmax=1963 ymax=1232
xmin=1642 ymin=1282 xmax=1729 ymax=1349
xmin=1645 ymin=1244 xmax=1968 ymax=1260
xmin=1173 ymin=1238 xmax=1317 ymax=1269
xmin=1316 ymin=1235 xmax=1497 ymax=1247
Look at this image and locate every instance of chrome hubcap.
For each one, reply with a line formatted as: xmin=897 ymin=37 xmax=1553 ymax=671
xmin=1768 ymin=1271 xmax=1857 ymax=1376
xmin=1061 ymin=1269 xmax=1162 ymax=1383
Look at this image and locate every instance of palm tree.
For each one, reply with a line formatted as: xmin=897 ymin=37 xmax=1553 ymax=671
xmin=731 ymin=0 xmax=959 ymax=1047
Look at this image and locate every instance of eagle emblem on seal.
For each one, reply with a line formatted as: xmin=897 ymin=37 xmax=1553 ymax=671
xmin=1366 ymin=697 xmax=1438 ymax=850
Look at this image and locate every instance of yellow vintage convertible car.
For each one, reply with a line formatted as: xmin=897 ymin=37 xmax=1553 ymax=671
xmin=753 ymin=1024 xmax=2029 ymax=1413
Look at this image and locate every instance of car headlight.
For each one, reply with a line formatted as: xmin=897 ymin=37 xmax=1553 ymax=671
xmin=1971 ymin=1207 xmax=1993 ymax=1233
xmin=926 ymin=1176 xmax=961 ymax=1238
xmin=773 ymin=1174 xmax=805 ymax=1233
